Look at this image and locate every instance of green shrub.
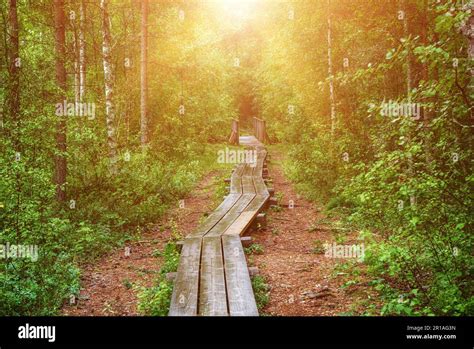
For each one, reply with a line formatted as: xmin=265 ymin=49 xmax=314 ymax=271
xmin=252 ymin=275 xmax=270 ymax=311
xmin=136 ymin=241 xmax=180 ymax=316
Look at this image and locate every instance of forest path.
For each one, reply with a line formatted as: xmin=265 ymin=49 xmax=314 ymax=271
xmin=62 ymin=144 xmax=377 ymax=316
xmin=168 ymin=135 xmax=268 ymax=316
xmin=249 ymin=147 xmax=379 ymax=315
xmin=62 ymin=171 xmax=222 ymax=315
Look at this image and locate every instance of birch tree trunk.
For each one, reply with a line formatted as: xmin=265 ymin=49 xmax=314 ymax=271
xmin=100 ymin=0 xmax=118 ymax=174
xmin=72 ymin=1 xmax=86 ymax=104
xmin=140 ymin=0 xmax=149 ymax=147
xmin=79 ymin=0 xmax=86 ymax=101
xmin=327 ymin=0 xmax=336 ymax=137
xmin=53 ymin=0 xmax=67 ymax=202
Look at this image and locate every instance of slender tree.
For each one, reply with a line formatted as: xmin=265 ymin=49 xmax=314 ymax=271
xmin=53 ymin=0 xmax=67 ymax=202
xmin=402 ymin=0 xmax=412 ymax=99
xmin=461 ymin=1 xmax=474 ymax=120
xmin=140 ymin=0 xmax=149 ymax=147
xmin=327 ymin=0 xmax=336 ymax=137
xmin=72 ymin=1 xmax=86 ymax=105
xmin=8 ymin=0 xmax=21 ymax=235
xmin=79 ymin=0 xmax=86 ymax=101
xmin=73 ymin=8 xmax=80 ymax=105
xmin=8 ymin=0 xmax=19 ymax=143
xmin=100 ymin=0 xmax=118 ymax=174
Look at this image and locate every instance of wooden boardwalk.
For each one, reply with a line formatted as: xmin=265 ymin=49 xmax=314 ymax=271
xmin=169 ymin=135 xmax=270 ymax=316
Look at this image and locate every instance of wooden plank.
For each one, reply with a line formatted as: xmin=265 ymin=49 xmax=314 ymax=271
xmin=254 ymin=150 xmax=266 ymax=177
xmin=205 ymin=193 xmax=255 ymax=237
xmin=253 ymin=177 xmax=269 ymax=196
xmin=187 ymin=193 xmax=241 ymax=237
xmin=223 ymin=211 xmax=259 ymax=236
xmin=242 ymin=175 xmax=255 ymax=193
xmin=244 ymin=194 xmax=269 ymax=214
xmin=222 ymin=235 xmax=259 ymax=316
xmin=235 ymin=162 xmax=245 ymax=177
xmin=230 ymin=166 xmax=243 ymax=194
xmin=169 ymin=237 xmax=202 ymax=316
xmin=242 ymin=161 xmax=255 ymax=177
xmin=199 ymin=236 xmax=228 ymax=316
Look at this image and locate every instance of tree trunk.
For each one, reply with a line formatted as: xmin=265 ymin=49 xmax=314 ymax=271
xmin=462 ymin=1 xmax=474 ymax=119
xmin=402 ymin=0 xmax=414 ymax=176
xmin=8 ymin=0 xmax=20 ymax=145
xmin=73 ymin=14 xmax=80 ymax=105
xmin=403 ymin=0 xmax=412 ymax=99
xmin=140 ymin=0 xmax=149 ymax=147
xmin=100 ymin=0 xmax=118 ymax=174
xmin=462 ymin=1 xmax=474 ymax=120
xmin=79 ymin=0 xmax=86 ymax=101
xmin=421 ymin=0 xmax=432 ymax=164
xmin=8 ymin=0 xmax=21 ymax=235
xmin=327 ymin=0 xmax=336 ymax=137
xmin=53 ymin=0 xmax=67 ymax=202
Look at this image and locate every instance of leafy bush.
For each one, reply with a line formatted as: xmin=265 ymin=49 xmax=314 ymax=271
xmin=252 ymin=275 xmax=270 ymax=311
xmin=136 ymin=242 xmax=180 ymax=316
xmin=136 ymin=280 xmax=173 ymax=316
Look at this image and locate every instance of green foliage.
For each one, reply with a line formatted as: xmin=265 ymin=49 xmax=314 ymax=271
xmin=158 ymin=242 xmax=180 ymax=277
xmin=136 ymin=241 xmax=179 ymax=316
xmin=312 ymin=240 xmax=325 ymax=254
xmin=244 ymin=243 xmax=265 ymax=255
xmin=253 ymin=0 xmax=474 ymax=315
xmin=251 ymin=275 xmax=270 ymax=311
xmin=136 ymin=280 xmax=173 ymax=317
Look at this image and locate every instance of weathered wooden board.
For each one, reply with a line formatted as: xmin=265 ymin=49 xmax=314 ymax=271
xmin=253 ymin=177 xmax=269 ymax=196
xmin=170 ymin=134 xmax=268 ymax=317
xmin=222 ymin=235 xmax=259 ymax=316
xmin=199 ymin=237 xmax=228 ymax=316
xmin=254 ymin=150 xmax=266 ymax=177
xmin=205 ymin=194 xmax=255 ymax=237
xmin=223 ymin=211 xmax=259 ymax=236
xmin=230 ymin=165 xmax=243 ymax=194
xmin=235 ymin=162 xmax=245 ymax=177
xmin=244 ymin=194 xmax=269 ymax=214
xmin=242 ymin=161 xmax=255 ymax=177
xmin=242 ymin=175 xmax=255 ymax=194
xmin=188 ymin=193 xmax=241 ymax=237
xmin=168 ymin=237 xmax=202 ymax=316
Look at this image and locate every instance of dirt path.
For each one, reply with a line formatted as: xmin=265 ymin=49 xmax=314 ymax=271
xmin=249 ymin=148 xmax=379 ymax=316
xmin=62 ymin=171 xmax=222 ymax=316
xmin=63 ymin=148 xmax=377 ymax=316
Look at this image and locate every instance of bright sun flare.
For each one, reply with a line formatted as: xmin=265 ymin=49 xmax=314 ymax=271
xmin=215 ymin=0 xmax=259 ymax=21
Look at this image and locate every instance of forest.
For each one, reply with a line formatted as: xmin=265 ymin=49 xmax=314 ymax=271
xmin=0 ymin=0 xmax=472 ymax=318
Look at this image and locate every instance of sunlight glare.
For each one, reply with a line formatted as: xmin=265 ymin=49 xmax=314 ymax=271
xmin=214 ymin=0 xmax=259 ymax=22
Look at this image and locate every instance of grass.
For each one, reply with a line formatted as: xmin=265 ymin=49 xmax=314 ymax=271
xmin=312 ymin=239 xmax=326 ymax=254
xmin=244 ymin=243 xmax=265 ymax=255
xmin=251 ymin=275 xmax=270 ymax=311
xmin=136 ymin=241 xmax=180 ymax=316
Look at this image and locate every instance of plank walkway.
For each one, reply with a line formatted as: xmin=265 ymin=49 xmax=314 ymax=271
xmin=169 ymin=135 xmax=269 ymax=316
